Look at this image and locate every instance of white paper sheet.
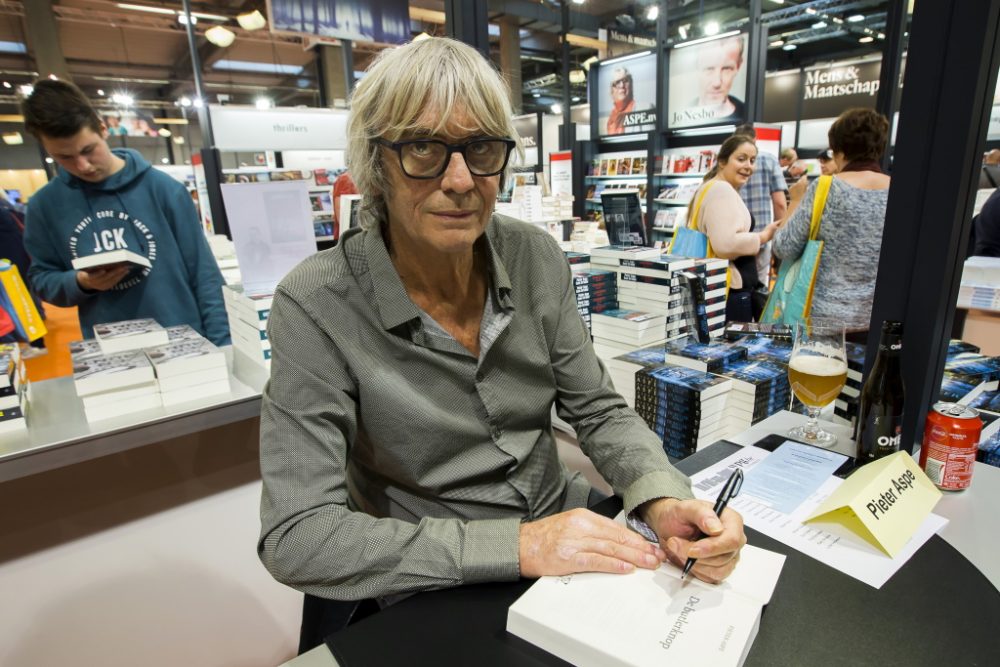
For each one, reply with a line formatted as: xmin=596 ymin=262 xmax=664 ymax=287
xmin=688 ymin=446 xmax=948 ymax=589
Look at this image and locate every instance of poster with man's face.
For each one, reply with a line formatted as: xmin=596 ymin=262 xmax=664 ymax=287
xmin=667 ymin=34 xmax=749 ymax=130
xmin=596 ymin=52 xmax=657 ymax=137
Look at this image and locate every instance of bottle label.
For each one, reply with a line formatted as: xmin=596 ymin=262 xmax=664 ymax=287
xmin=859 ymin=413 xmax=904 ymax=460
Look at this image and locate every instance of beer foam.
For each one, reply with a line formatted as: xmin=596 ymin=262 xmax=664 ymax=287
xmin=788 ymin=354 xmax=847 ymax=376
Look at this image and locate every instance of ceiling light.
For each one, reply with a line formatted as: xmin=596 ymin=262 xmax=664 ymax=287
xmin=174 ymin=136 xmax=185 ymax=144
xmin=255 ymin=97 xmax=273 ymax=110
xmin=45 ymin=157 xmax=54 ymax=164
xmin=111 ymin=92 xmax=134 ymax=106
xmin=205 ymin=25 xmax=236 ymax=47
xmin=805 ymin=8 xmax=817 ymax=15
xmin=812 ymin=21 xmax=827 ymax=29
xmin=2 ymin=132 xmax=23 ymax=145
xmin=704 ymin=21 xmax=720 ymax=36
xmin=782 ymin=43 xmax=797 ymax=51
xmin=647 ymin=6 xmax=658 ymax=21
xmin=768 ymin=0 xmax=784 ymax=4
xmin=532 ymin=91 xmax=541 ymax=98
xmin=551 ymin=103 xmax=563 ymax=114
xmin=878 ymin=33 xmax=886 ymax=40
xmin=48 ymin=73 xmax=58 ymax=80
xmin=157 ymin=128 xmax=172 ymax=137
xmin=678 ymin=25 xmax=688 ymax=39
xmin=160 ymin=157 xmax=170 ymax=164
xmin=2 ymin=82 xmax=9 ymax=89
xmin=190 ymin=11 xmax=229 ymax=22
xmin=572 ymin=96 xmax=581 ymax=102
xmin=193 ymin=98 xmax=203 ymax=108
xmin=413 ymin=32 xmax=431 ymax=42
xmin=569 ymin=69 xmax=586 ymax=84
xmin=572 ymin=0 xmax=585 ymax=4
xmin=116 ymin=3 xmax=174 ymax=16
xmin=832 ymin=17 xmax=844 ymax=24
xmin=847 ymin=14 xmax=865 ymax=22
xmin=18 ymin=84 xmax=33 ymax=96
xmin=97 ymin=88 xmax=105 ymax=96
xmin=859 ymin=36 xmax=874 ymax=43
xmin=771 ymin=39 xmax=785 ymax=47
xmin=178 ymin=96 xmax=192 ymax=107
xmin=237 ymin=9 xmax=266 ymax=30
xmin=177 ymin=13 xmax=197 ymax=25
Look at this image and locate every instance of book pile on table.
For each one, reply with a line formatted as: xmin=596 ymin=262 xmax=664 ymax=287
xmin=71 ymin=341 xmax=159 ymax=422
xmin=606 ymin=344 xmax=668 ymax=408
xmin=563 ymin=251 xmax=591 ymax=272
xmin=572 ymin=268 xmax=618 ymax=334
xmin=0 ymin=343 xmax=27 ymax=435
xmin=223 ymin=284 xmax=273 ymax=370
xmin=590 ymin=309 xmax=667 ymax=359
xmin=832 ymin=341 xmax=865 ymax=429
xmin=714 ymin=359 xmax=792 ymax=432
xmin=93 ymin=317 xmax=169 ymax=353
xmin=634 ymin=364 xmax=732 ymax=460
xmin=944 ymin=352 xmax=1000 ymax=383
xmin=689 ymin=258 xmax=729 ymax=338
xmin=664 ymin=338 xmax=747 ymax=373
xmin=144 ymin=325 xmax=230 ymax=407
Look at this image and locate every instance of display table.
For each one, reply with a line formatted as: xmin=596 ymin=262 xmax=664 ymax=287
xmin=0 ymin=347 xmax=268 ymax=482
xmin=284 ymin=411 xmax=1000 ymax=667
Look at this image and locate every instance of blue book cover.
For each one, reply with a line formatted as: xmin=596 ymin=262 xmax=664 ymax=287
xmin=644 ymin=364 xmax=730 ymax=395
xmin=844 ymin=341 xmax=866 ymax=371
xmin=947 ymin=339 xmax=980 ymax=358
xmin=967 ymin=390 xmax=1000 ymax=414
xmin=665 ymin=340 xmax=747 ymax=371
xmin=939 ymin=373 xmax=978 ymax=402
xmin=945 ymin=355 xmax=1000 ymax=381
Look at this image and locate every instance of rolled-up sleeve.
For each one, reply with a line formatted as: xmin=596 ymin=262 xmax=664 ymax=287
xmin=773 ymin=179 xmax=818 ymax=262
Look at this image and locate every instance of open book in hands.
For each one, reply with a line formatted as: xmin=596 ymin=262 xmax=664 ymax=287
xmin=507 ymin=514 xmax=786 ymax=667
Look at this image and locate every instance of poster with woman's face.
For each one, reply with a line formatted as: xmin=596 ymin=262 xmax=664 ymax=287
xmin=667 ymin=34 xmax=749 ymax=130
xmin=596 ymin=52 xmax=657 ymax=137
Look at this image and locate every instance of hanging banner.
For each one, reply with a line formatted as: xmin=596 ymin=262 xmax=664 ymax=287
xmin=209 ymin=105 xmax=348 ymax=151
xmin=512 ymin=114 xmax=541 ymax=168
xmin=549 ymin=151 xmax=573 ymax=197
xmin=268 ymin=0 xmax=410 ymax=44
xmin=596 ymin=51 xmax=658 ymax=137
xmin=763 ymin=57 xmax=886 ymax=123
xmin=667 ymin=33 xmax=749 ymax=130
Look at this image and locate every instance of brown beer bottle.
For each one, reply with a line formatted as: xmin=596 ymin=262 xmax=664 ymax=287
xmin=855 ymin=321 xmax=905 ymax=462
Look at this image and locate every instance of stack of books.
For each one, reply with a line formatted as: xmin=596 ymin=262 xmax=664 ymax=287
xmin=944 ymin=353 xmax=1000 ymax=383
xmin=690 ymin=258 xmax=729 ymax=338
xmin=591 ymin=309 xmax=667 ymax=359
xmin=223 ymin=284 xmax=273 ymax=370
xmin=939 ymin=372 xmax=980 ymax=402
xmin=573 ymin=268 xmax=618 ymax=334
xmin=605 ymin=345 xmax=669 ymax=408
xmin=563 ymin=251 xmax=591 ymax=272
xmin=831 ymin=341 xmax=866 ymax=428
xmin=634 ymin=364 xmax=732 ymax=459
xmin=0 ymin=344 xmax=26 ymax=435
xmin=144 ymin=335 xmax=230 ymax=408
xmin=93 ymin=318 xmax=169 ymax=353
xmin=664 ymin=338 xmax=747 ymax=373
xmin=714 ymin=359 xmax=793 ymax=433
xmin=71 ymin=347 xmax=160 ymax=422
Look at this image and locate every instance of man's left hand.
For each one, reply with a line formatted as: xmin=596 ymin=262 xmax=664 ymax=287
xmin=640 ymin=497 xmax=746 ymax=584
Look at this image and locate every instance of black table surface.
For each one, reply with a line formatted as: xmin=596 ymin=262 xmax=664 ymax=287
xmin=326 ymin=442 xmax=1000 ymax=666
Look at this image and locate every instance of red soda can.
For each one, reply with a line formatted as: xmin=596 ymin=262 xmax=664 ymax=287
xmin=920 ymin=402 xmax=982 ymax=491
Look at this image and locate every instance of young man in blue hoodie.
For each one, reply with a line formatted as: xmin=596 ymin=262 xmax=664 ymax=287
xmin=21 ymin=80 xmax=230 ymax=345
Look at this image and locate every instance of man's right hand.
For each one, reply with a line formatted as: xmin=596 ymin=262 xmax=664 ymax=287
xmin=76 ymin=265 xmax=130 ymax=292
xmin=518 ymin=508 xmax=666 ymax=578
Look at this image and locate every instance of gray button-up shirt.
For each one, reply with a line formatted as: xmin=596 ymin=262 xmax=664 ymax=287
xmin=258 ymin=213 xmax=692 ymax=601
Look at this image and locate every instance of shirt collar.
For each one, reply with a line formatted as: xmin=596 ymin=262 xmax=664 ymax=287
xmin=362 ymin=213 xmax=515 ymax=332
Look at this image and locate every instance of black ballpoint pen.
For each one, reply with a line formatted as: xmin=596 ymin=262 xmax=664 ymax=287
xmin=682 ymin=468 xmax=744 ymax=579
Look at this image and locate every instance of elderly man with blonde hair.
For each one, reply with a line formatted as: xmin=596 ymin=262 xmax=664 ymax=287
xmin=258 ymin=37 xmax=746 ymax=651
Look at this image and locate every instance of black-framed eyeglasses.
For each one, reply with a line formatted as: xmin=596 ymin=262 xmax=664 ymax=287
xmin=375 ymin=137 xmax=516 ymax=179
xmin=611 ymin=78 xmax=632 ymax=89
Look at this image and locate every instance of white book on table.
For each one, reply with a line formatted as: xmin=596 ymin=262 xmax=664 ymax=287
xmin=80 ymin=381 xmax=158 ymax=408
xmin=84 ymin=392 xmax=162 ymax=422
xmin=93 ymin=318 xmax=169 ymax=353
xmin=156 ymin=365 xmax=229 ymax=393
xmin=507 ymin=539 xmax=785 ymax=667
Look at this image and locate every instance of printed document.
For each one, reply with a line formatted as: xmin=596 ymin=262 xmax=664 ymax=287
xmin=688 ymin=445 xmax=947 ymax=588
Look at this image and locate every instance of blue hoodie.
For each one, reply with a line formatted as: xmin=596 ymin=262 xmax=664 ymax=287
xmin=24 ymin=148 xmax=230 ymax=344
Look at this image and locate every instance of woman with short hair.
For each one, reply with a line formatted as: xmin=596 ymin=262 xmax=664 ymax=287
xmin=773 ymin=107 xmax=891 ymax=334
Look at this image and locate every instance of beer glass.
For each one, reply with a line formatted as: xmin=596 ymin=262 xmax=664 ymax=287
xmin=787 ymin=320 xmax=848 ymax=446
